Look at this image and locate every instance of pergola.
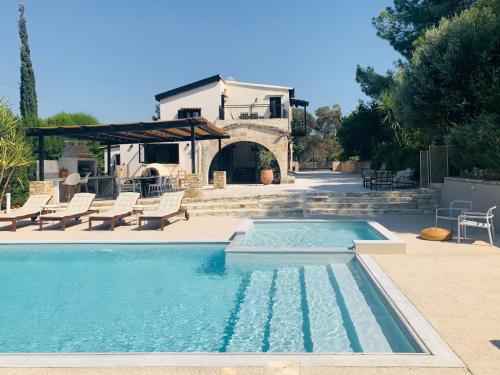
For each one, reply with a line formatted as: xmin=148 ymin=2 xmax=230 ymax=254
xmin=26 ymin=117 xmax=229 ymax=180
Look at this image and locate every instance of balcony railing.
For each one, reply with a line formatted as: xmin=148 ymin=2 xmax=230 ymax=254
xmin=219 ymin=104 xmax=288 ymax=121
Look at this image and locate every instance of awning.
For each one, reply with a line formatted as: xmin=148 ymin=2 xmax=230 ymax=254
xmin=290 ymin=98 xmax=309 ymax=107
xmin=26 ymin=117 xmax=229 ymax=145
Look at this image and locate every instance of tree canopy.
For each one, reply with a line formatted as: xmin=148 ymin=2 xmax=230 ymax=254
xmin=392 ymin=1 xmax=500 ymax=142
xmin=18 ymin=4 xmax=38 ymax=119
xmin=373 ymin=0 xmax=477 ymax=58
xmin=313 ymin=104 xmax=342 ymax=137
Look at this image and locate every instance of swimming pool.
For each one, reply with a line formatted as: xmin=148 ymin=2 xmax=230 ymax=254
xmin=0 ymin=243 xmax=419 ymax=354
xmin=242 ymin=221 xmax=386 ymax=248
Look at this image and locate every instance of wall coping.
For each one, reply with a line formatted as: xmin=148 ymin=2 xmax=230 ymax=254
xmin=445 ymin=177 xmax=500 ymax=187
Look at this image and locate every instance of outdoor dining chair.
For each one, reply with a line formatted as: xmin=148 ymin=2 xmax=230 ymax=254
xmin=458 ymin=206 xmax=496 ymax=246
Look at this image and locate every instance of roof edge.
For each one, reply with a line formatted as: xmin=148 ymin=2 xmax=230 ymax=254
xmin=155 ymin=74 xmax=222 ymax=101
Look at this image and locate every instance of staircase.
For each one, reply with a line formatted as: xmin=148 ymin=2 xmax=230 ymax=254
xmin=85 ymin=190 xmax=439 ymax=217
xmin=183 ymin=190 xmax=439 ymax=217
xmin=222 ymin=264 xmax=394 ymax=353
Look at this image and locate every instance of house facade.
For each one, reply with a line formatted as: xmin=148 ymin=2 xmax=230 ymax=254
xmin=117 ymin=74 xmax=308 ymax=184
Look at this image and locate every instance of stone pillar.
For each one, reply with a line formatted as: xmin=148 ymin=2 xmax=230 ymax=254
xmin=184 ymin=174 xmax=203 ymax=199
xmin=29 ymin=181 xmax=55 ymax=203
xmin=213 ymin=171 xmax=226 ymax=189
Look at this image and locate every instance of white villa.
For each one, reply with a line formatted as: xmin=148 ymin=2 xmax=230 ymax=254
xmin=114 ymin=74 xmax=308 ymax=184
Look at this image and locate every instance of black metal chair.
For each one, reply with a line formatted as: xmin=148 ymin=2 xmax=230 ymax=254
xmin=370 ymin=170 xmax=393 ymax=191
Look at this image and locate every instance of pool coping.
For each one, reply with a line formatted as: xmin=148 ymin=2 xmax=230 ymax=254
xmin=0 ymin=241 xmax=463 ymax=368
xmin=225 ymin=219 xmax=406 ymax=254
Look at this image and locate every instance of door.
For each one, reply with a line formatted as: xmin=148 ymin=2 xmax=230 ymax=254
xmin=270 ymin=97 xmax=281 ymax=118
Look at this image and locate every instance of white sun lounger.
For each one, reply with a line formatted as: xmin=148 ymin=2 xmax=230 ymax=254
xmin=0 ymin=195 xmax=51 ymax=231
xmin=88 ymin=192 xmax=140 ymax=231
xmin=39 ymin=193 xmax=96 ymax=231
xmin=138 ymin=190 xmax=189 ymax=231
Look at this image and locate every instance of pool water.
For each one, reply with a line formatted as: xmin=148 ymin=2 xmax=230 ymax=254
xmin=242 ymin=221 xmax=386 ymax=248
xmin=0 ymin=244 xmax=419 ymax=353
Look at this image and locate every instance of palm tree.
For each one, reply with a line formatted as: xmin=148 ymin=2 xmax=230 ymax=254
xmin=0 ymin=100 xmax=34 ymax=208
xmin=378 ymin=91 xmax=402 ymax=146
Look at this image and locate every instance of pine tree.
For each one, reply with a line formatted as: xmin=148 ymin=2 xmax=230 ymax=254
xmin=18 ymin=3 xmax=38 ymax=119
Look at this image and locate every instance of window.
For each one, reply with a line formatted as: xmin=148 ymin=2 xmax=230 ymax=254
xmin=178 ymin=108 xmax=201 ymax=119
xmin=139 ymin=144 xmax=179 ymax=164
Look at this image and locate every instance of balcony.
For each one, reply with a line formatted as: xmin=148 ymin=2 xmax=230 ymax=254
xmin=219 ymin=104 xmax=288 ymax=121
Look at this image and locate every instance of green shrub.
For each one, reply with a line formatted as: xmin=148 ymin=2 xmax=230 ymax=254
xmin=446 ymin=114 xmax=500 ymax=174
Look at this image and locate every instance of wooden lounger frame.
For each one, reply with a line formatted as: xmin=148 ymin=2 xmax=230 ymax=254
xmin=39 ymin=210 xmax=98 ymax=231
xmin=0 ymin=213 xmax=39 ymax=232
xmin=138 ymin=209 xmax=189 ymax=231
xmin=88 ymin=212 xmax=133 ymax=231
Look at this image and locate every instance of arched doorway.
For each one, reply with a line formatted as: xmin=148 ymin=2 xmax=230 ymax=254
xmin=209 ymin=141 xmax=280 ymax=184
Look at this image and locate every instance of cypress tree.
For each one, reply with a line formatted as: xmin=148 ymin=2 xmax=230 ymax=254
xmin=18 ymin=4 xmax=38 ymax=119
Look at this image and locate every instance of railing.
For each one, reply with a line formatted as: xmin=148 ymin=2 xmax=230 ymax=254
xmin=219 ymin=104 xmax=288 ymax=120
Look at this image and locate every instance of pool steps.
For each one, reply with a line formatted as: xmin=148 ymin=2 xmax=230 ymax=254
xmin=225 ymin=264 xmax=396 ymax=353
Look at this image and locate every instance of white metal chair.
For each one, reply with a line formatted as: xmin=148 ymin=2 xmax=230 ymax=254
xmin=79 ymin=172 xmax=91 ymax=192
xmin=147 ymin=176 xmax=166 ymax=197
xmin=435 ymin=200 xmax=473 ymax=227
xmin=458 ymin=206 xmax=496 ymax=246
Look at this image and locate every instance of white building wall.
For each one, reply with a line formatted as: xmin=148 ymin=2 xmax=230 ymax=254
xmin=159 ymin=80 xmax=223 ymax=122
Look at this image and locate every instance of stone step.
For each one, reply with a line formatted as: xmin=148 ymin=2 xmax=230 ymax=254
xmin=188 ymin=209 xmax=304 ymax=217
xmin=306 ymin=202 xmax=419 ymax=210
xmin=306 ymin=208 xmax=424 ymax=216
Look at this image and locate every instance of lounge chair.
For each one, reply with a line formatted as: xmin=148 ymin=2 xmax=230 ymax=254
xmin=88 ymin=192 xmax=140 ymax=231
xmin=393 ymin=168 xmax=415 ymax=189
xmin=138 ymin=190 xmax=189 ymax=231
xmin=0 ymin=195 xmax=51 ymax=232
xmin=39 ymin=193 xmax=96 ymax=231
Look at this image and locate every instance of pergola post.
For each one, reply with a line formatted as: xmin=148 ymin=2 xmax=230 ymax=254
xmin=38 ymin=136 xmax=44 ymax=181
xmin=106 ymin=144 xmax=112 ymax=176
xmin=190 ymin=125 xmax=196 ymax=174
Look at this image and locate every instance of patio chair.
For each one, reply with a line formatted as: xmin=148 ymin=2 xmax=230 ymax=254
xmin=370 ymin=170 xmax=393 ymax=191
xmin=362 ymin=169 xmax=374 ymax=188
xmin=147 ymin=176 xmax=165 ymax=197
xmin=0 ymin=195 xmax=51 ymax=232
xmin=393 ymin=168 xmax=415 ymax=189
xmin=39 ymin=193 xmax=96 ymax=231
xmin=115 ymin=177 xmax=141 ymax=195
xmin=138 ymin=190 xmax=189 ymax=231
xmin=435 ymin=200 xmax=473 ymax=227
xmin=88 ymin=192 xmax=140 ymax=231
xmin=79 ymin=172 xmax=91 ymax=192
xmin=63 ymin=172 xmax=81 ymax=201
xmin=458 ymin=206 xmax=496 ymax=246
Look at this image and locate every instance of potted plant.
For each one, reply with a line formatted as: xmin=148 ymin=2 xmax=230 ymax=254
xmin=258 ymin=150 xmax=275 ymax=185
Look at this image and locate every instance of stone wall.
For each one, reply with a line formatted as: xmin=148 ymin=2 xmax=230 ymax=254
xmin=29 ymin=181 xmax=55 ymax=203
xmin=441 ymin=177 xmax=500 ymax=232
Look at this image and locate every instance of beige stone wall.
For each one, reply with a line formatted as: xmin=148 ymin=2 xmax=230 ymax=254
xmin=201 ymin=119 xmax=290 ymax=184
xmin=29 ymin=181 xmax=55 ymax=203
xmin=184 ymin=174 xmax=203 ymax=199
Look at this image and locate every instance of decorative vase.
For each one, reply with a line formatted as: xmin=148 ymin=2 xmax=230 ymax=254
xmin=260 ymin=169 xmax=273 ymax=185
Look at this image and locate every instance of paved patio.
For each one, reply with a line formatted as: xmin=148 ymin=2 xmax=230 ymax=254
xmin=0 ymin=214 xmax=498 ymax=374
xmin=201 ymin=171 xmax=373 ymax=198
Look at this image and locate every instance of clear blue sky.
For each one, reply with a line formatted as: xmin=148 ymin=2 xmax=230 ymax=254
xmin=0 ymin=0 xmax=399 ymax=123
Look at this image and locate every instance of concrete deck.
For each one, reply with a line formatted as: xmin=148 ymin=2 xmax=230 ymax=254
xmin=0 ymin=214 xmax=498 ymax=374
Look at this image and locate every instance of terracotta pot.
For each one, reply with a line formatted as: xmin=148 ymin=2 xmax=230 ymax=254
xmin=59 ymin=167 xmax=68 ymax=179
xmin=260 ymin=169 xmax=273 ymax=185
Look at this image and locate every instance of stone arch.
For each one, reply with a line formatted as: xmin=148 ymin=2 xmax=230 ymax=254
xmin=201 ymin=124 xmax=288 ymax=184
